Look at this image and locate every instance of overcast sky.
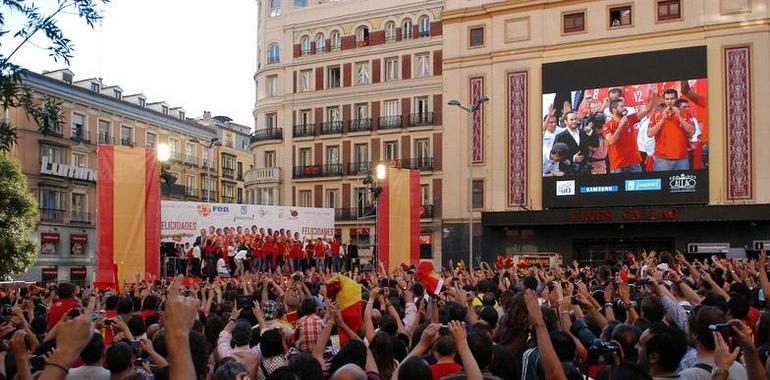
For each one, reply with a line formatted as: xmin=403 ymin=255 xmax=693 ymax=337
xmin=2 ymin=0 xmax=258 ymax=128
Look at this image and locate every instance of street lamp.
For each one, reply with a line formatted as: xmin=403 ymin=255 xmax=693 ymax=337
xmin=190 ymin=137 xmax=221 ymax=202
xmin=363 ymin=163 xmax=386 ymax=268
xmin=448 ymin=95 xmax=489 ymax=268
xmin=157 ymin=143 xmax=170 ymax=162
xmin=376 ymin=163 xmax=386 ymax=180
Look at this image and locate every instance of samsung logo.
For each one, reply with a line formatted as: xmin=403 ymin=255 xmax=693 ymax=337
xmin=580 ymin=185 xmax=618 ymax=193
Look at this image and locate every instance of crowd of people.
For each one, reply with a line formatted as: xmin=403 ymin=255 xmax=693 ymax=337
xmin=167 ymin=225 xmax=351 ymax=278
xmin=542 ymin=80 xmax=708 ymax=176
xmin=2 ymin=249 xmax=770 ymax=380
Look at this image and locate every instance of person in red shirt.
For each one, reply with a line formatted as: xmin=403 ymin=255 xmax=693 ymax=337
xmin=430 ymin=336 xmax=463 ymax=380
xmin=604 ymin=98 xmax=643 ymax=173
xmin=264 ymin=236 xmax=275 ymax=272
xmin=47 ymin=282 xmax=80 ymax=330
xmin=251 ymin=237 xmax=264 ymax=273
xmin=313 ymin=237 xmax=326 ymax=271
xmin=329 ymin=238 xmax=341 ymax=273
xmin=648 ymin=88 xmax=695 ymax=171
xmin=305 ymin=239 xmax=315 ymax=271
xmin=290 ymin=238 xmax=303 ymax=272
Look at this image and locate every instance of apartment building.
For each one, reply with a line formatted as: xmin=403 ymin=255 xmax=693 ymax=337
xmin=442 ymin=0 xmax=770 ymax=264
xmin=196 ymin=112 xmax=254 ymax=204
xmin=9 ymin=69 xmax=216 ymax=282
xmin=249 ymin=0 xmax=445 ymax=259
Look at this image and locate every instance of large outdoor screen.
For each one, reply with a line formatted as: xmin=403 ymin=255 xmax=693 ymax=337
xmin=541 ymin=47 xmax=709 ymax=208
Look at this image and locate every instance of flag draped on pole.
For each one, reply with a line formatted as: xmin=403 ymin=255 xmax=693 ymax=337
xmin=416 ymin=261 xmax=443 ymax=295
xmin=376 ymin=167 xmax=420 ymax=272
xmin=326 ymin=274 xmax=362 ymax=345
xmin=96 ymin=146 xmax=160 ymax=287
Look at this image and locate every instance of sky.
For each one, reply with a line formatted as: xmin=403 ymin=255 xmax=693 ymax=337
xmin=2 ymin=0 xmax=259 ymax=128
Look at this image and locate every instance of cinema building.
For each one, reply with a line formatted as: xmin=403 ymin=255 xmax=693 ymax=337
xmin=441 ymin=0 xmax=770 ymax=264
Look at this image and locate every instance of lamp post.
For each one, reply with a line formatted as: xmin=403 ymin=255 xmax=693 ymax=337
xmin=447 ymin=96 xmax=489 ymax=268
xmin=190 ymin=137 xmax=221 ymax=202
xmin=363 ymin=163 xmax=386 ymax=268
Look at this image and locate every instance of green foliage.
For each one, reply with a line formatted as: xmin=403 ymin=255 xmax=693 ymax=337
xmin=0 ymin=152 xmax=38 ymax=280
xmin=0 ymin=0 xmax=109 ymax=151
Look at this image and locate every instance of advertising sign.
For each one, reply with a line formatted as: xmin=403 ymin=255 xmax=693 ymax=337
xmin=161 ymin=201 xmax=335 ymax=245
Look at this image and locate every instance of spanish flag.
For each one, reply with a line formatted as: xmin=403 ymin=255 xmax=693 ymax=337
xmin=96 ymin=146 xmax=160 ymax=286
xmin=326 ymin=274 xmax=362 ymax=345
xmin=416 ymin=261 xmax=443 ymax=295
xmin=376 ymin=167 xmax=420 ymax=272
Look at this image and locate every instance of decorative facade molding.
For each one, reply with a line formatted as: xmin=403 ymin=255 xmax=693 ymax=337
xmin=507 ymin=71 xmax=528 ymax=206
xmin=724 ymin=46 xmax=752 ymax=200
xmin=470 ymin=77 xmax=484 ymax=163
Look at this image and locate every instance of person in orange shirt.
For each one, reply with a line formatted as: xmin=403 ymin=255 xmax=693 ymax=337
xmin=648 ymin=88 xmax=694 ymax=171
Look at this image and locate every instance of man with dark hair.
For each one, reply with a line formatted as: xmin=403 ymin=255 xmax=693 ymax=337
xmin=554 ymin=110 xmax=598 ymax=171
xmin=218 ymin=309 xmax=259 ymax=378
xmin=65 ymin=333 xmax=110 ymax=379
xmin=603 ymin=98 xmax=643 ymax=173
xmin=106 ymin=341 xmax=150 ymax=379
xmin=47 ymin=282 xmax=79 ymax=330
xmin=679 ymin=306 xmax=748 ymax=380
xmin=443 ymin=328 xmax=500 ymax=380
xmin=295 ymin=297 xmax=325 ymax=353
xmin=640 ymin=296 xmax=666 ymax=323
xmin=648 ymin=88 xmax=695 ymax=171
xmin=431 ymin=336 xmax=463 ymax=379
xmin=637 ymin=322 xmax=688 ymax=379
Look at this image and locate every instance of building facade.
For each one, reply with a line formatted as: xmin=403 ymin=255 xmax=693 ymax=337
xmin=9 ymin=69 xmax=217 ymax=283
xmin=249 ymin=0 xmax=445 ymax=259
xmin=195 ymin=112 xmax=254 ymax=204
xmin=442 ymin=0 xmax=770 ymax=264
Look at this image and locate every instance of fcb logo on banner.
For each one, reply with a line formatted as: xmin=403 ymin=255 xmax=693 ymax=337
xmin=197 ymin=204 xmax=211 ymax=217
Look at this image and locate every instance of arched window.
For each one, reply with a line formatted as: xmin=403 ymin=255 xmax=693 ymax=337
xmin=402 ymin=19 xmax=413 ymax=40
xmin=268 ymin=43 xmax=280 ymax=64
xmin=385 ymin=21 xmax=396 ymax=43
xmin=356 ymin=26 xmax=369 ymax=46
xmin=330 ymin=30 xmax=341 ymax=51
xmin=315 ymin=33 xmax=326 ymax=53
xmin=301 ymin=36 xmax=311 ymax=55
xmin=418 ymin=16 xmax=430 ymax=37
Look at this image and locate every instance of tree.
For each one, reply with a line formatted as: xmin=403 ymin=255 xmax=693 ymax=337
xmin=0 ymin=0 xmax=109 ymax=151
xmin=0 ymin=151 xmax=38 ymax=280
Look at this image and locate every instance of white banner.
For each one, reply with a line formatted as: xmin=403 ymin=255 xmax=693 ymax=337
xmin=161 ymin=201 xmax=335 ymax=245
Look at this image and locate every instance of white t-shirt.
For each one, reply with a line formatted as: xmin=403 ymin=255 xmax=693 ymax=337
xmin=217 ymin=258 xmax=229 ymax=275
xmin=235 ymin=249 xmax=248 ymax=261
xmin=192 ymin=246 xmax=201 ymax=259
xmin=679 ymin=359 xmax=747 ymax=380
xmin=65 ymin=365 xmax=110 ymax=380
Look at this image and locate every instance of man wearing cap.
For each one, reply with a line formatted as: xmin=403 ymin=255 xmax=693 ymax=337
xmin=258 ymin=300 xmax=294 ymax=337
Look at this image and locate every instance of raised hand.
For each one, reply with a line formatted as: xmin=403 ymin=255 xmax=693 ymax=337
xmin=524 ymin=289 xmax=545 ymax=327
xmin=713 ymin=331 xmax=740 ymax=371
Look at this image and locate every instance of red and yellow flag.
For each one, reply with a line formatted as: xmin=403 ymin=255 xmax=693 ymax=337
xmin=96 ymin=146 xmax=160 ymax=286
xmin=326 ymin=274 xmax=362 ymax=345
xmin=416 ymin=261 xmax=443 ymax=295
xmin=376 ymin=167 xmax=420 ymax=272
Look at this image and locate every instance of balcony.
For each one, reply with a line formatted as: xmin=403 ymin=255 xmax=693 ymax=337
xmin=268 ymin=56 xmax=280 ymax=64
xmin=222 ymin=167 xmax=235 ymax=179
xmin=400 ymin=157 xmax=434 ymax=171
xmin=321 ymin=121 xmax=342 ymax=135
xmin=385 ymin=35 xmax=397 ymax=43
xmin=222 ymin=196 xmax=236 ymax=204
xmin=251 ymin=128 xmax=283 ymax=143
xmin=418 ymin=30 xmax=430 ymax=38
xmin=244 ymin=167 xmax=282 ymax=184
xmin=185 ymin=188 xmax=199 ymax=198
xmin=70 ymin=212 xmax=91 ymax=224
xmin=161 ymin=183 xmax=186 ymax=197
xmin=349 ymin=118 xmax=372 ymax=132
xmin=409 ymin=112 xmax=434 ymax=127
xmin=335 ymin=207 xmax=371 ymax=221
xmin=419 ymin=204 xmax=434 ymax=218
xmin=70 ymin=135 xmax=91 ymax=144
xmin=301 ymin=48 xmax=312 ymax=56
xmin=170 ymin=152 xmax=182 ymax=162
xmin=98 ymin=134 xmax=114 ymax=145
xmin=293 ymin=124 xmax=315 ymax=138
xmin=379 ymin=115 xmax=402 ymax=130
xmin=202 ymin=160 xmax=215 ymax=170
xmin=293 ymin=164 xmax=343 ymax=178
xmin=40 ymin=208 xmax=65 ymax=222
xmin=120 ymin=138 xmax=134 ymax=146
xmin=201 ymin=190 xmax=218 ymax=201
xmin=347 ymin=161 xmax=370 ymax=176
xmin=184 ymin=155 xmax=197 ymax=166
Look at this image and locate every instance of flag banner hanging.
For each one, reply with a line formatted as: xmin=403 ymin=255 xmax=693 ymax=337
xmin=96 ymin=146 xmax=160 ymax=286
xmin=377 ymin=167 xmax=420 ymax=272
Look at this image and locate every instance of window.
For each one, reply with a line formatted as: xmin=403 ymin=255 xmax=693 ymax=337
xmin=416 ymin=53 xmax=430 ymax=77
xmin=354 ymin=143 xmax=368 ymax=163
xmin=120 ymin=126 xmax=133 ymax=145
xmin=258 ymin=188 xmax=277 ymax=205
xmin=72 ymin=152 xmax=87 ymax=168
xmin=298 ymin=109 xmax=311 ymax=127
xmin=202 ymin=148 xmax=211 ymax=168
xmin=326 ymin=107 xmax=340 ymax=123
xmin=138 ymin=98 xmax=146 ymax=107
xmin=414 ymin=138 xmax=430 ymax=166
xmin=62 ymin=72 xmax=73 ymax=83
xmin=266 ymin=113 xmax=277 ymax=130
xmin=326 ymin=189 xmax=339 ymax=208
xmin=355 ymin=61 xmax=370 ymax=85
xmin=657 ymin=0 xmax=680 ymax=21
xmin=178 ymin=111 xmax=185 ymax=120
xmin=563 ymin=11 xmax=585 ymax=33
xmin=327 ymin=66 xmax=341 ymax=88
xmin=161 ymin=105 xmax=169 ymax=115
xmin=326 ymin=145 xmax=340 ymax=164
xmin=384 ymin=141 xmax=398 ymax=161
xmin=237 ymin=188 xmax=243 ymax=203
xmin=472 ymin=180 xmax=484 ymax=209
xmin=41 ymin=144 xmax=65 ymax=164
xmin=301 ymin=36 xmax=311 ymax=55
xmin=385 ymin=22 xmax=397 ymax=43
xmin=186 ymin=141 xmax=196 ymax=163
xmin=384 ymin=100 xmax=398 ymax=117
xmin=168 ymin=138 xmax=180 ymax=160
xmin=98 ymin=120 xmax=111 ymax=144
xmin=222 ymin=183 xmax=236 ymax=201
xmin=384 ymin=58 xmax=399 ymax=81
xmin=269 ymin=0 xmax=281 ymax=17
xmin=609 ymin=5 xmax=632 ymax=27
xmin=299 ymin=69 xmax=312 ymax=92
xmin=294 ymin=0 xmax=307 ymax=7
xmin=299 ymin=148 xmax=312 ymax=166
xmin=40 ymin=186 xmax=66 ymax=221
xmin=267 ymin=75 xmax=278 ymax=96
xmin=71 ymin=113 xmax=85 ymax=140
xmin=330 ymin=31 xmax=341 ymax=51
xmin=356 ymin=27 xmax=369 ymax=46
xmin=353 ymin=104 xmax=369 ymax=130
xmin=186 ymin=175 xmax=196 ymax=195
xmin=91 ymin=82 xmax=100 ymax=92
xmin=264 ymin=151 xmax=276 ymax=167
xmin=402 ymin=19 xmax=413 ymax=39
xmin=470 ymin=27 xmax=484 ymax=47
xmin=298 ymin=190 xmax=312 ymax=207
xmin=415 ymin=97 xmax=429 ymax=115
xmin=355 ymin=187 xmax=369 ymax=210
xmin=114 ymin=89 xmax=122 ymax=99
xmin=145 ymin=132 xmax=157 ymax=148
xmin=71 ymin=193 xmax=87 ymax=224
xmin=418 ymin=16 xmax=430 ymax=37
xmin=316 ymin=33 xmax=326 ymax=53
xmin=268 ymin=44 xmax=280 ymax=64
xmin=420 ymin=184 xmax=430 ymax=205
